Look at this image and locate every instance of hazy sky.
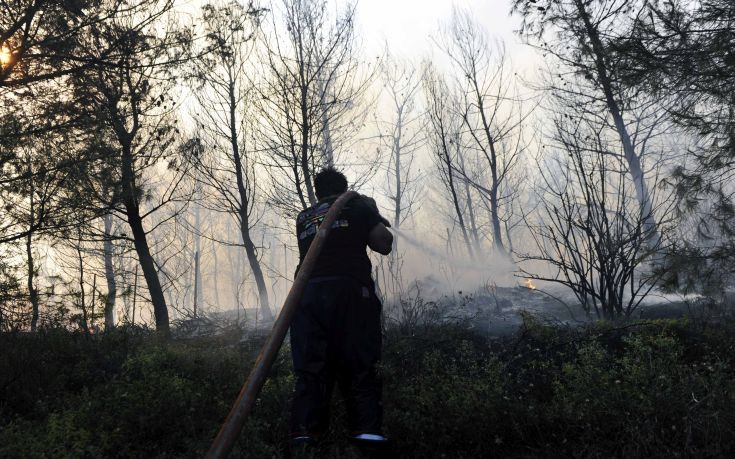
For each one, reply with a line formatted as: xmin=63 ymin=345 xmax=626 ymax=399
xmin=352 ymin=0 xmax=537 ymax=70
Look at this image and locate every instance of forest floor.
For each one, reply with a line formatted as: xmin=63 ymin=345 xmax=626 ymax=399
xmin=1 ymin=304 xmax=735 ymax=458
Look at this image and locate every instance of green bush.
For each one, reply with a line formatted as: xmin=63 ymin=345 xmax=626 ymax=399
xmin=1 ymin=318 xmax=734 ymax=458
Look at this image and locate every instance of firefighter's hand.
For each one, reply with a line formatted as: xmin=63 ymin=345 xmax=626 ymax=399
xmin=359 ymin=194 xmax=391 ymax=227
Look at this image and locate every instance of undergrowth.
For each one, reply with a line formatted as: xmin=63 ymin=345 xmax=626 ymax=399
xmin=1 ymin=317 xmax=734 ymax=458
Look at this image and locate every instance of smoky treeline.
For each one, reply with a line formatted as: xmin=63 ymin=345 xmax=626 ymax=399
xmin=0 ymin=0 xmax=732 ymax=333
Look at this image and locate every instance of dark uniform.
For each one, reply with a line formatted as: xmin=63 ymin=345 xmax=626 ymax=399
xmin=290 ymin=194 xmax=386 ymax=439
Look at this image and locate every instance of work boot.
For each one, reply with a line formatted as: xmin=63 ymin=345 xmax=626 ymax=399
xmin=348 ymin=433 xmax=396 ymax=458
xmin=289 ymin=436 xmax=317 ymax=459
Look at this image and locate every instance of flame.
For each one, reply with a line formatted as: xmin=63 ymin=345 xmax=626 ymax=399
xmin=0 ymin=44 xmax=11 ymax=66
xmin=523 ymin=279 xmax=537 ymax=290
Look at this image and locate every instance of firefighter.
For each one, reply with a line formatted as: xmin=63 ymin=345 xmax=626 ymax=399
xmin=289 ymin=167 xmax=393 ymax=456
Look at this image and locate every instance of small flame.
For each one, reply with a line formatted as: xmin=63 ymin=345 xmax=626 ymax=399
xmin=523 ymin=279 xmax=537 ymax=290
xmin=0 ymin=44 xmax=11 ymax=66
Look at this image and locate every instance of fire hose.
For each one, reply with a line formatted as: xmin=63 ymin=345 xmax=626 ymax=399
xmin=205 ymin=190 xmax=359 ymax=459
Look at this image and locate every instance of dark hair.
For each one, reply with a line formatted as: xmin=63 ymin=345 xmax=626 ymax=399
xmin=314 ymin=167 xmax=348 ymax=200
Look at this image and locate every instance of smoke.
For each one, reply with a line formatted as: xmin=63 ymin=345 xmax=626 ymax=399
xmin=388 ymin=227 xmax=518 ymax=293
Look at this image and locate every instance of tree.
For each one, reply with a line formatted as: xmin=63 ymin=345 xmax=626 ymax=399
xmin=521 ymin=106 xmax=663 ymax=319
xmin=71 ymin=0 xmax=192 ymax=334
xmin=1 ymin=137 xmax=81 ymax=330
xmin=377 ymin=54 xmax=424 ymax=237
xmin=513 ymin=0 xmax=663 ymax=250
xmin=0 ymin=96 xmax=81 ymax=246
xmin=102 ymin=212 xmax=117 ymax=329
xmin=422 ymin=63 xmax=475 ymax=259
xmin=0 ymin=256 xmax=21 ymax=331
xmin=372 ymin=53 xmax=424 ymax=296
xmin=256 ymin=0 xmax=372 ymax=214
xmin=187 ymin=0 xmax=273 ymax=322
xmin=1 ymin=0 xmax=119 ymax=87
xmin=610 ymin=0 xmax=735 ymax=294
xmin=438 ymin=9 xmax=527 ymax=257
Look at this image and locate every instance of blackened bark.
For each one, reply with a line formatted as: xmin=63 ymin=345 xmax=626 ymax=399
xmin=27 ymin=162 xmax=39 ymax=332
xmin=121 ymin=144 xmax=169 ymax=334
xmin=471 ymin=78 xmax=507 ymax=255
xmin=228 ymin=82 xmax=273 ymax=322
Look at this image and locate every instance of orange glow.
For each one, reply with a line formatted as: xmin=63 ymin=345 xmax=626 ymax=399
xmin=0 ymin=44 xmax=11 ymax=66
xmin=523 ymin=279 xmax=537 ymax=290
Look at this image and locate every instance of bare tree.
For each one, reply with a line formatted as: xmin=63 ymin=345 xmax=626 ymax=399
xmin=187 ymin=0 xmax=273 ymax=321
xmin=438 ymin=9 xmax=527 ymax=257
xmin=372 ymin=53 xmax=424 ymax=295
xmin=377 ymin=54 xmax=424 ymax=235
xmin=521 ymin=106 xmax=664 ymax=319
xmin=422 ymin=63 xmax=475 ymax=259
xmin=255 ymin=0 xmax=372 ymax=214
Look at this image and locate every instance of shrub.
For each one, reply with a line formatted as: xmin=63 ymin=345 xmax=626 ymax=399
xmin=1 ymin=318 xmax=734 ymax=457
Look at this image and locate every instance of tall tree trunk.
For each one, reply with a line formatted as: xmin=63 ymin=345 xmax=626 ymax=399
xmin=242 ymin=232 xmax=272 ymax=322
xmin=132 ymin=265 xmax=138 ymax=325
xmin=392 ymin=110 xmax=404 ymax=252
xmin=575 ymin=0 xmax=661 ymax=249
xmin=125 ymin=208 xmax=167 ymax=329
xmin=388 ymin=115 xmax=405 ymax=294
xmin=192 ymin=201 xmax=202 ymax=317
xmin=193 ymin=249 xmax=201 ymax=317
xmin=27 ymin=160 xmax=39 ymax=332
xmin=458 ymin=151 xmax=481 ymax=252
xmin=27 ymin=228 xmax=38 ymax=332
xmin=228 ymin=82 xmax=273 ymax=322
xmin=226 ymin=222 xmax=239 ymax=313
xmin=90 ymin=274 xmax=97 ymax=330
xmin=471 ymin=80 xmax=507 ymax=255
xmin=504 ymin=218 xmax=515 ymax=255
xmin=212 ymin=237 xmax=221 ymax=308
xmin=165 ymin=286 xmax=176 ymax=319
xmin=76 ymin=228 xmax=90 ymax=333
xmin=103 ymin=213 xmax=116 ymax=330
xmin=441 ymin=139 xmax=474 ymax=259
xmin=464 ymin=181 xmax=480 ymax=250
xmin=121 ymin=144 xmax=169 ymax=334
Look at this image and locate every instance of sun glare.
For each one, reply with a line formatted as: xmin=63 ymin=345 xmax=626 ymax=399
xmin=0 ymin=44 xmax=12 ymax=66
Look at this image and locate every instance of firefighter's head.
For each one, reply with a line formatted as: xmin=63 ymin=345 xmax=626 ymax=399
xmin=314 ymin=167 xmax=348 ymax=200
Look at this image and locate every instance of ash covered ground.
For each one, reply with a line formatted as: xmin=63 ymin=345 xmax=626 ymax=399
xmin=383 ymin=278 xmax=735 ymax=338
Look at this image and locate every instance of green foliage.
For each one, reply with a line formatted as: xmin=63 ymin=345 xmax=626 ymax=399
xmin=2 ymin=318 xmax=735 ymax=458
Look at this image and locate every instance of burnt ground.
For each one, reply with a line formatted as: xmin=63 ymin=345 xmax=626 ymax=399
xmin=382 ymin=285 xmax=735 ymax=338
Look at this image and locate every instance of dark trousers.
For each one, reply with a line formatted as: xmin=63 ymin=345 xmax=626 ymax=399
xmin=289 ymin=277 xmax=383 ymax=438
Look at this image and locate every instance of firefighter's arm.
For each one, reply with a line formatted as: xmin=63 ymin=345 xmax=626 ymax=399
xmin=368 ymin=222 xmax=393 ymax=255
xmin=360 ymin=195 xmax=391 ymax=227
